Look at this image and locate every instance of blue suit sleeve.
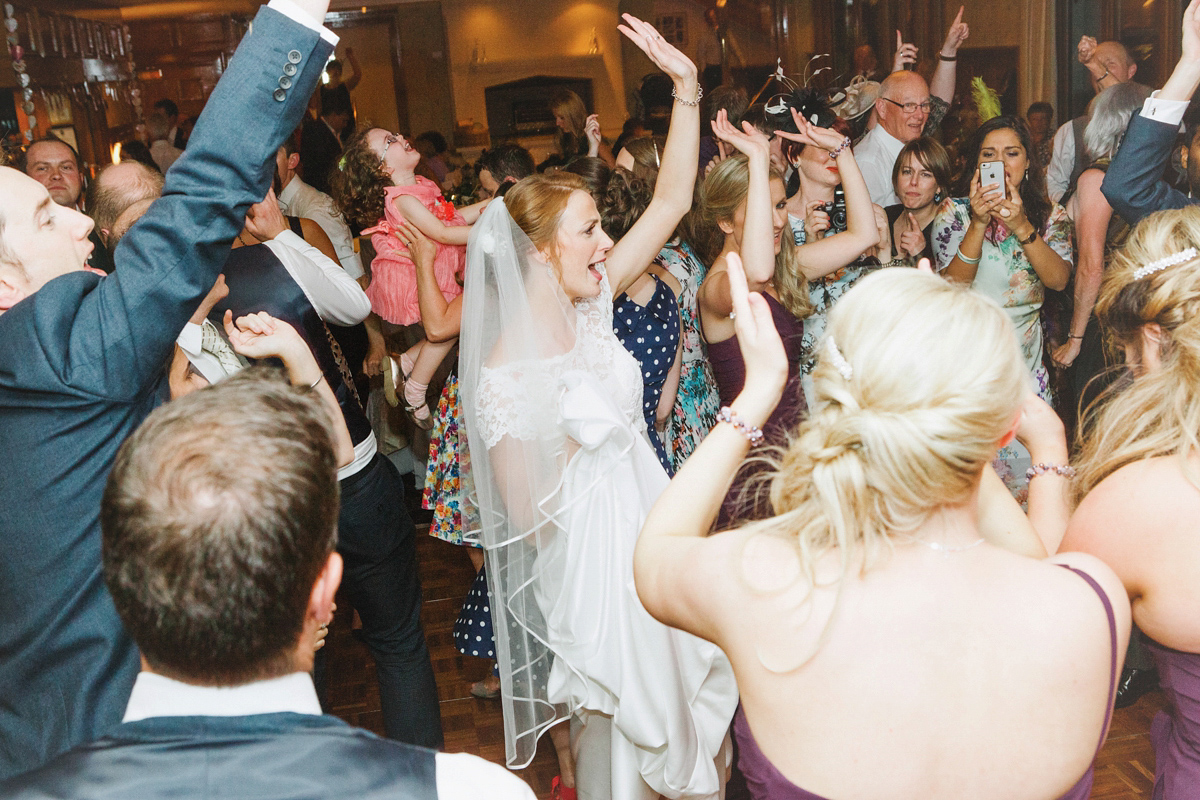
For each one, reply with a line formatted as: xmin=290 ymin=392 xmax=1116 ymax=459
xmin=18 ymin=7 xmax=334 ymax=401
xmin=1102 ymin=113 xmax=1194 ymax=227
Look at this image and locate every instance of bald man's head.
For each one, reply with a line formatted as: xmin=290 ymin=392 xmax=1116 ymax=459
xmin=88 ymin=160 xmax=164 ymax=246
xmin=876 ymin=71 xmax=932 ymax=144
xmin=1093 ymin=41 xmax=1137 ymax=87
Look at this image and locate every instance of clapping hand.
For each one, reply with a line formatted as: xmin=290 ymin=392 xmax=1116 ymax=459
xmin=712 ymin=109 xmax=771 ymax=161
xmin=893 ymin=31 xmax=918 ymax=72
xmin=618 ymin=14 xmax=698 ymax=87
xmin=942 ymin=6 xmax=969 ymax=57
xmin=727 ymin=252 xmax=787 ymax=423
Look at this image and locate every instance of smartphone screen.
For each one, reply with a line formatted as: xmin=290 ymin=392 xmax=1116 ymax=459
xmin=980 ymin=161 xmax=1006 ymax=199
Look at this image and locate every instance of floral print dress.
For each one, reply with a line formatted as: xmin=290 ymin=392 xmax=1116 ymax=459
xmin=655 ymin=240 xmax=721 ymax=472
xmin=932 ymin=197 xmax=1075 ymax=500
xmin=422 ymin=371 xmax=475 ymax=546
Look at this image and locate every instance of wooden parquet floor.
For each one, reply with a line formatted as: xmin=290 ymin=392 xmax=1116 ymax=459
xmin=323 ymin=488 xmax=1166 ymax=799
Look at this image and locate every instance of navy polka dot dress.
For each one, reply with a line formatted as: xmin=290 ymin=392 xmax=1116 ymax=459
xmin=453 ymin=566 xmax=496 ymax=666
xmin=613 ymin=274 xmax=681 ymax=474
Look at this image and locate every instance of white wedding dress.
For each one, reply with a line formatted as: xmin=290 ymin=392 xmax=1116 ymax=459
xmin=474 ymin=264 xmax=737 ymax=800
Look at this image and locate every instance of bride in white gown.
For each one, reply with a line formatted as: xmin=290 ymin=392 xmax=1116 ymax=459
xmin=458 ymin=15 xmax=736 ymax=800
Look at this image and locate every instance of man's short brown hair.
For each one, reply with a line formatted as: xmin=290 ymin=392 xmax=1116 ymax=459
xmin=101 ymin=368 xmax=340 ymax=685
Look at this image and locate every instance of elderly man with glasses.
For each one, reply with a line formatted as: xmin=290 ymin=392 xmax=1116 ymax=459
xmin=853 ymin=70 xmax=938 ymax=207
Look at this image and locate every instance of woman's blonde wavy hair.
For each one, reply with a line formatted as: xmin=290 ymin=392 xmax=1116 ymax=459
xmin=697 ymin=153 xmax=813 ymax=319
xmin=1075 ymin=207 xmax=1200 ymax=501
xmin=746 ymin=269 xmax=1025 ymax=589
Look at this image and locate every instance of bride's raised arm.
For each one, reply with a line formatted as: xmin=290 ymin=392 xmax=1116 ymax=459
xmin=605 ymin=14 xmax=700 ymax=297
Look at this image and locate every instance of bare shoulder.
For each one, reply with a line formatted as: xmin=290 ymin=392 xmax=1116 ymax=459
xmin=1067 ymin=456 xmax=1200 ymax=553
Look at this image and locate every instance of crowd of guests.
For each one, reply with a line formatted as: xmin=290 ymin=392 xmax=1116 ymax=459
xmin=8 ymin=0 xmax=1200 ymax=799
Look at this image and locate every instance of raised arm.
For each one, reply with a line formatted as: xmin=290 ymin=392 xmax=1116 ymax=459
xmin=395 ymin=194 xmax=471 ymax=246
xmin=604 ymin=14 xmax=700 ymax=297
xmin=55 ymin=4 xmax=333 ymax=400
xmin=777 ymin=109 xmax=879 ymax=277
xmin=635 ymin=252 xmax=787 ymax=636
xmin=929 ymin=7 xmax=968 ymax=104
xmin=343 ymin=47 xmax=361 ymax=92
xmin=943 ymin=169 xmax=997 ymax=283
xmin=1103 ymin=0 xmax=1200 ymax=223
xmin=714 ymin=111 xmax=776 ymax=285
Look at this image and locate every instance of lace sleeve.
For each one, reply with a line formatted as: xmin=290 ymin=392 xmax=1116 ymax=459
xmin=476 ymin=362 xmax=566 ymax=449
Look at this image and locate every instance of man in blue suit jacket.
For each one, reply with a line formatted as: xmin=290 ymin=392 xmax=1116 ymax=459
xmin=0 ymin=0 xmax=335 ymax=779
xmin=1103 ymin=1 xmax=1200 ymax=224
xmin=0 ymin=371 xmax=534 ymax=800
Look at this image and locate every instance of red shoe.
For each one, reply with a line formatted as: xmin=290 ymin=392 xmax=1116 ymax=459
xmin=551 ymin=776 xmax=577 ymax=800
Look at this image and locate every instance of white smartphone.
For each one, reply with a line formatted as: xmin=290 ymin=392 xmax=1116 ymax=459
xmin=980 ymin=161 xmax=1006 ymax=199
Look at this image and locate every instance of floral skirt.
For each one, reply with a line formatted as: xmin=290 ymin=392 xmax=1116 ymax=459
xmin=666 ymin=355 xmax=721 ymax=472
xmin=422 ymin=371 xmax=477 ymax=546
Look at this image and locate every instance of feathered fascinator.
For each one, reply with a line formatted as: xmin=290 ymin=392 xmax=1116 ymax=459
xmin=971 ymin=77 xmax=1002 ymax=123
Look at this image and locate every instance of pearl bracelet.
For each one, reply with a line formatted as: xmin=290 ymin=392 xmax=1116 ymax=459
xmin=717 ymin=406 xmax=765 ymax=446
xmin=1025 ymin=462 xmax=1077 ymax=481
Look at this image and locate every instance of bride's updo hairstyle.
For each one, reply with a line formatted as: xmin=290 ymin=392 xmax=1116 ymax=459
xmin=1076 ymin=207 xmax=1200 ymax=499
xmin=757 ymin=269 xmax=1025 ymax=578
xmin=504 ymin=172 xmax=589 ymax=264
xmin=697 ymin=154 xmax=812 ymax=319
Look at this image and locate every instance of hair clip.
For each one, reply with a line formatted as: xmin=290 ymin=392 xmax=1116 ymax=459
xmin=1133 ymin=247 xmax=1198 ymax=280
xmin=825 ymin=337 xmax=853 ymax=381
xmin=652 ymin=139 xmax=660 ymax=169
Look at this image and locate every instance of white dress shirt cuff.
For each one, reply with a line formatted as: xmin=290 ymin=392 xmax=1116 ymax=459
xmin=177 ymin=321 xmax=203 ymax=357
xmin=266 ymin=0 xmax=339 ymax=45
xmin=1142 ymin=93 xmax=1189 ymax=125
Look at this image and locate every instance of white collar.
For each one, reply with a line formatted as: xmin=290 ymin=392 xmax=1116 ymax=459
xmin=278 ymin=175 xmax=304 ymax=209
xmin=122 ymin=671 xmax=322 ymax=723
xmin=867 ymin=123 xmax=905 ymax=154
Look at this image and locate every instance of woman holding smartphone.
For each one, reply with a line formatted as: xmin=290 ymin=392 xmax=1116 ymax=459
xmin=931 ymin=115 xmax=1073 ymax=495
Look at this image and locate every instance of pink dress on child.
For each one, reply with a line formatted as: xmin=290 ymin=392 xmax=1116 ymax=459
xmin=362 ymin=177 xmax=466 ymax=326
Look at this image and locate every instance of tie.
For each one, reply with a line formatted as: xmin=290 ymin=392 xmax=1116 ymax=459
xmin=200 ymin=319 xmax=247 ymax=377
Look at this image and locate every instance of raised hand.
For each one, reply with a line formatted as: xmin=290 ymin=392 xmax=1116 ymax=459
xmin=1077 ymin=35 xmax=1098 ymax=65
xmin=617 ymin=14 xmax=698 ymax=87
xmin=223 ymin=309 xmax=307 ymax=364
xmin=776 ymin=107 xmax=848 ymax=153
xmin=941 ymin=6 xmax=969 ymax=56
xmin=727 ymin=251 xmax=787 ymax=422
xmin=1184 ymin=0 xmax=1200 ymax=65
xmin=893 ymin=30 xmax=918 ymax=72
xmin=585 ymin=113 xmax=603 ymax=157
xmin=1014 ymin=392 xmax=1068 ymax=463
xmin=711 ymin=109 xmax=770 ymax=161
xmin=245 ymin=188 xmax=288 ymax=242
xmin=897 ymin=211 xmax=926 ymax=258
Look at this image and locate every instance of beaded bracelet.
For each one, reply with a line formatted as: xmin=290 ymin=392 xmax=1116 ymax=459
xmin=672 ymin=84 xmax=703 ymax=107
xmin=1025 ymin=462 xmax=1077 ymax=481
xmin=828 ymin=136 xmax=852 ymax=160
xmin=956 ymin=246 xmax=981 ymax=265
xmin=717 ymin=406 xmax=765 ymax=446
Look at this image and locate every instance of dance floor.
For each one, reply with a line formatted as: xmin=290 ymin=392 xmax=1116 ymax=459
xmin=324 ymin=481 xmax=1163 ymax=799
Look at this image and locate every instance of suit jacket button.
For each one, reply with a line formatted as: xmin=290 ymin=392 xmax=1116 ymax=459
xmin=283 ymin=62 xmax=298 ymax=76
xmin=273 ymin=88 xmax=287 ymax=102
xmin=287 ymin=49 xmax=302 ymax=64
xmin=279 ymin=76 xmax=293 ymax=90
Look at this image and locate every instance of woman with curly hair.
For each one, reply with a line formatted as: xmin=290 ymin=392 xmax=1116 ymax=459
xmin=330 ymin=130 xmax=489 ymax=426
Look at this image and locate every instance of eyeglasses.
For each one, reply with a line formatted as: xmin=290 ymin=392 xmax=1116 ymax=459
xmin=881 ymin=97 xmax=933 ymax=114
xmin=380 ymin=133 xmax=399 ymax=163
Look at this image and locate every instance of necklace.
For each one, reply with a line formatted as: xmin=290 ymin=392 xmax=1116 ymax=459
xmin=920 ymin=537 xmax=985 ymax=553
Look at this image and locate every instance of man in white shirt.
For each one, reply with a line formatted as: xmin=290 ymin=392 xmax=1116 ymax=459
xmin=0 ymin=371 xmax=535 ymax=800
xmin=275 ymin=132 xmax=364 ymax=280
xmin=1046 ymin=36 xmax=1139 ymax=202
xmin=853 ymin=70 xmax=933 ymax=206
